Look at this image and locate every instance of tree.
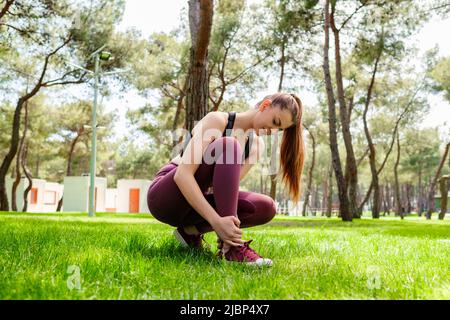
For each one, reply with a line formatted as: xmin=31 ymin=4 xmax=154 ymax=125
xmin=301 ymin=123 xmax=316 ymax=216
xmin=52 ymin=100 xmax=115 ymax=211
xmin=323 ymin=0 xmax=351 ymax=221
xmin=207 ymin=0 xmax=269 ymax=111
xmin=10 ymin=92 xmax=29 ymax=211
xmin=0 ymin=0 xmax=127 ymax=210
xmin=185 ymin=0 xmax=214 ymax=133
xmin=427 ymin=142 xmax=450 ymax=219
xmin=430 ymin=57 xmax=450 ymax=102
xmin=438 ymin=175 xmax=449 ymax=220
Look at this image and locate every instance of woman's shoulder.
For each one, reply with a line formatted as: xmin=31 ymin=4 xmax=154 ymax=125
xmin=206 ymin=111 xmax=228 ymax=123
xmin=192 ymin=111 xmax=228 ymax=134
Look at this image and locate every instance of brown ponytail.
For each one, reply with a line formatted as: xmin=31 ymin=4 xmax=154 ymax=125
xmin=257 ymin=92 xmax=305 ymax=204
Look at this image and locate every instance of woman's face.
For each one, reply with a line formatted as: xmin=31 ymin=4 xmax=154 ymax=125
xmin=253 ymin=104 xmax=294 ymax=136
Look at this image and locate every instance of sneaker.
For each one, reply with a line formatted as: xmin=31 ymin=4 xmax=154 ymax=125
xmin=173 ymin=227 xmax=205 ymax=249
xmin=217 ymin=239 xmax=273 ymax=267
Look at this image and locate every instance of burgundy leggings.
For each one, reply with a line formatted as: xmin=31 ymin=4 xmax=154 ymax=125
xmin=147 ymin=136 xmax=276 ymax=234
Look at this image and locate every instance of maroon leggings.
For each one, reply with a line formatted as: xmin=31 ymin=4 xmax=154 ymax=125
xmin=146 ymin=136 xmax=276 ymax=234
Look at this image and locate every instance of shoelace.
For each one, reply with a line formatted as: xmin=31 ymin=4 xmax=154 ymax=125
xmin=217 ymin=239 xmax=261 ymax=261
xmin=236 ymin=240 xmax=261 ymax=261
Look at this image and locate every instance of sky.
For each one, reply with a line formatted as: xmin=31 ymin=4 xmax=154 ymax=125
xmin=107 ymin=0 xmax=450 ymax=140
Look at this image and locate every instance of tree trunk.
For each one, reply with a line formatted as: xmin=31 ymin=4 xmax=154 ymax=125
xmin=394 ymin=131 xmax=402 ymax=219
xmin=406 ymin=184 xmax=412 ymax=214
xmin=330 ymin=4 xmax=358 ymax=219
xmin=427 ymin=142 xmax=450 ymax=219
xmin=362 ymin=45 xmax=382 ymax=219
xmin=11 ymin=98 xmax=31 ymax=211
xmin=11 ymin=140 xmax=23 ymax=212
xmin=322 ymin=170 xmax=328 ymax=216
xmin=438 ymin=176 xmax=448 ymax=220
xmin=386 ymin=184 xmax=392 ymax=215
xmin=302 ymin=125 xmax=316 ymax=217
xmin=185 ymin=0 xmax=213 ymax=133
xmin=382 ymin=184 xmax=387 ymax=215
xmin=322 ymin=0 xmax=351 ymax=221
xmin=326 ymin=164 xmax=333 ymax=218
xmin=417 ymin=167 xmax=423 ymax=216
xmin=313 ymin=184 xmax=320 ymax=216
xmin=18 ymin=101 xmax=31 ymax=212
xmin=0 ymin=97 xmax=25 ymax=211
xmin=21 ymin=142 xmax=32 ymax=212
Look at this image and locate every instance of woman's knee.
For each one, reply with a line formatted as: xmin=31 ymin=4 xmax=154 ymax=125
xmin=207 ymin=136 xmax=243 ymax=164
xmin=255 ymin=195 xmax=277 ymax=225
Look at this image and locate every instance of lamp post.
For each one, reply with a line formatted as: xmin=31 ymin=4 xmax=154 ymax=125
xmin=67 ymin=45 xmax=129 ymax=217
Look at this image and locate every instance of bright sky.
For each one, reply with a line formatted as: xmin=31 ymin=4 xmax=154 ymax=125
xmin=109 ymin=0 xmax=450 ymax=140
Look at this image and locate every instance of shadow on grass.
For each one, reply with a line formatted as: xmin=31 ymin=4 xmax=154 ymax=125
xmin=122 ymin=233 xmax=220 ymax=265
xmin=120 ymin=233 xmax=273 ymax=272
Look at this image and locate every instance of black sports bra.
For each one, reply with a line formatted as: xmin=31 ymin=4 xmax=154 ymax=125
xmin=179 ymin=112 xmax=253 ymax=162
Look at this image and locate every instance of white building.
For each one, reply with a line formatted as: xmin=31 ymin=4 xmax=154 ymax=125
xmin=42 ymin=182 xmax=64 ymax=212
xmin=62 ymin=176 xmax=107 ymax=212
xmin=116 ymin=179 xmax=152 ymax=213
xmin=5 ymin=177 xmax=47 ymax=212
xmin=105 ymin=188 xmax=118 ymax=213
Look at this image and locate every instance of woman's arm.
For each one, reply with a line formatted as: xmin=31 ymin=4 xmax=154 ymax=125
xmin=174 ymin=112 xmax=223 ymax=225
xmin=173 ymin=112 xmax=244 ymax=245
xmin=240 ymin=135 xmax=264 ymax=181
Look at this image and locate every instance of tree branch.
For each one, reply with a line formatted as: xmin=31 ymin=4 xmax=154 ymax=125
xmin=43 ymin=69 xmax=84 ymax=87
xmin=24 ymin=35 xmax=73 ymax=99
xmin=42 ymin=76 xmax=87 ymax=88
xmin=0 ymin=0 xmax=14 ymax=22
xmin=376 ymin=82 xmax=424 ymax=175
xmin=338 ymin=1 xmax=368 ymax=32
xmin=0 ymin=22 xmax=30 ymax=34
xmin=226 ymin=53 xmax=269 ymax=85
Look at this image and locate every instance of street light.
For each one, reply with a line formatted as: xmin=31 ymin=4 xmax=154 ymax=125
xmin=67 ymin=45 xmax=129 ymax=217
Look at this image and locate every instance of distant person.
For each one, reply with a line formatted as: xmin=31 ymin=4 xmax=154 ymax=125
xmin=147 ymin=93 xmax=305 ymax=266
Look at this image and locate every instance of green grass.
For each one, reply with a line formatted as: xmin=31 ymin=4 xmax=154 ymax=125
xmin=0 ymin=211 xmax=449 ymax=299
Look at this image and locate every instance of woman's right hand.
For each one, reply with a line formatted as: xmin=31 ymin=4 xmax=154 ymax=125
xmin=211 ymin=216 xmax=245 ymax=247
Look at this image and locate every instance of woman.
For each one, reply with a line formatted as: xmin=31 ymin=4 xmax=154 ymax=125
xmin=147 ymin=92 xmax=305 ymax=266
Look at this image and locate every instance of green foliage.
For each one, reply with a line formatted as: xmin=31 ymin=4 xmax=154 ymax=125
xmin=430 ymin=57 xmax=450 ymax=101
xmin=113 ymin=137 xmax=164 ymax=183
xmin=0 ymin=103 xmax=14 ymax=160
xmin=401 ymin=128 xmax=443 ymax=180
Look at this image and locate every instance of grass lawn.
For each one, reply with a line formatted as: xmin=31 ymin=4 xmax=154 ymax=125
xmin=0 ymin=211 xmax=449 ymax=299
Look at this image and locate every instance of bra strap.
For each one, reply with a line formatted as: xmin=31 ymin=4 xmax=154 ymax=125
xmin=223 ymin=112 xmax=236 ymax=136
